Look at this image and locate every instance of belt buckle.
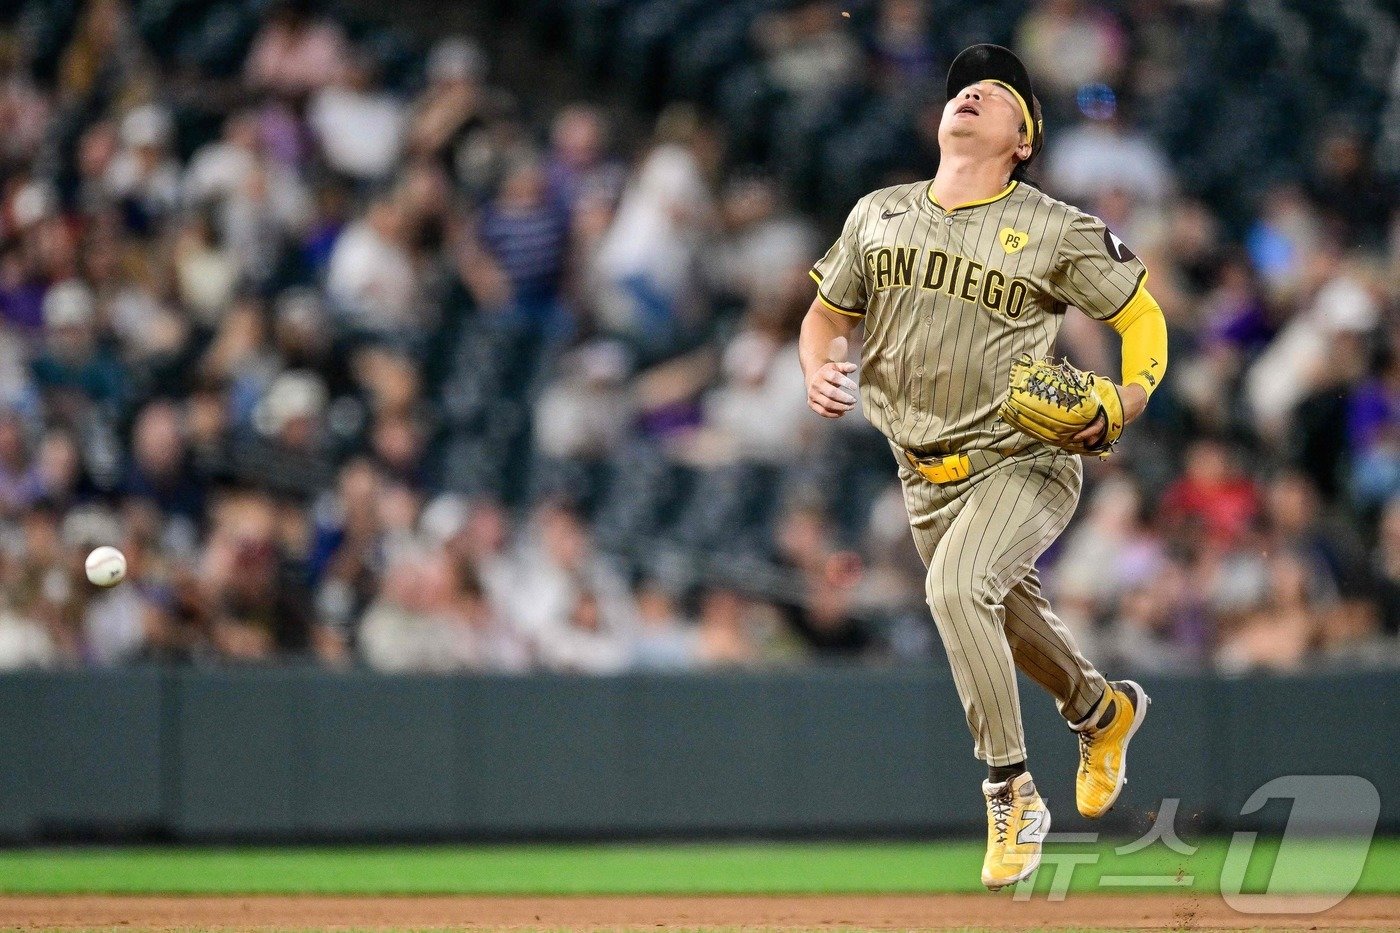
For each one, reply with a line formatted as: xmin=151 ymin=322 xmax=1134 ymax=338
xmin=907 ymin=451 xmax=971 ymax=484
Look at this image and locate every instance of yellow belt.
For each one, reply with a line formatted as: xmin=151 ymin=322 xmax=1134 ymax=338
xmin=904 ymin=450 xmax=971 ymax=484
xmin=902 ymin=445 xmax=1030 ymax=485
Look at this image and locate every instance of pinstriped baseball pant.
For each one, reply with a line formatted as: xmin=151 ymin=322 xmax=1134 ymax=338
xmin=898 ymin=447 xmax=1107 ymax=766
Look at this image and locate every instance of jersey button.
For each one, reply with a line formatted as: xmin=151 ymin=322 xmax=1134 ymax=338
xmin=944 ymin=216 xmax=954 ymax=226
xmin=916 ymin=366 xmax=925 ymax=376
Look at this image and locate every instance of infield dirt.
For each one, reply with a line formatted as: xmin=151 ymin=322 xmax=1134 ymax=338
xmin=3 ymin=893 xmax=1399 ymax=931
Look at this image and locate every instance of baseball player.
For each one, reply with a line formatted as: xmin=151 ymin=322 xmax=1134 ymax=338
xmin=799 ymin=45 xmax=1168 ymax=890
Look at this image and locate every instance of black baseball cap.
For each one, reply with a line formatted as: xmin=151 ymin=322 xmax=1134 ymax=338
xmin=946 ymin=44 xmax=1043 ymax=153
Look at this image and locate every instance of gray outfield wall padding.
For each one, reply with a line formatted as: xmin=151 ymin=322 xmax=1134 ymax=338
xmin=0 ymin=667 xmax=1393 ymax=841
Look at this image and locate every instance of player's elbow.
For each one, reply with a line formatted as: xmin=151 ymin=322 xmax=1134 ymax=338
xmin=806 ymin=299 xmax=862 ymax=336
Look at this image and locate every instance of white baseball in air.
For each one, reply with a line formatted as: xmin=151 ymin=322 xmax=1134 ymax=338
xmin=85 ymin=546 xmax=127 ymax=587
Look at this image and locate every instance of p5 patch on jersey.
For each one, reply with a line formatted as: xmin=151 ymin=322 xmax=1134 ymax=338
xmin=999 ymin=228 xmax=1030 ymax=254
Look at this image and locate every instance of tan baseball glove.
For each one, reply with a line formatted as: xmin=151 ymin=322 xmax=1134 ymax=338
xmin=999 ymin=355 xmax=1124 ymax=458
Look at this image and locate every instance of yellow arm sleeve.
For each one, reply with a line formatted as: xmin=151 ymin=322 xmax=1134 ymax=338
xmin=1105 ymin=283 xmax=1167 ymax=396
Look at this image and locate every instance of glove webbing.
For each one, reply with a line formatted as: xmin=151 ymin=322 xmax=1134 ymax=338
xmin=1022 ymin=358 xmax=1093 ymax=410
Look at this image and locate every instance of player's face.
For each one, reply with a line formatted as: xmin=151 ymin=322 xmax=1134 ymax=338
xmin=939 ymin=82 xmax=1029 ymax=164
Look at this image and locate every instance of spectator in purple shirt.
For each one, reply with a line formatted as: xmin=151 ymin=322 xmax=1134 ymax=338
xmin=1347 ymin=340 xmax=1400 ymax=509
xmin=467 ymin=156 xmax=572 ymax=333
xmin=0 ymin=410 xmax=42 ymax=517
xmin=0 ymin=248 xmax=46 ymax=331
xmin=545 ymin=105 xmax=625 ymax=212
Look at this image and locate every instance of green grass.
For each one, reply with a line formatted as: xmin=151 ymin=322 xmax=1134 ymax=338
xmin=0 ymin=837 xmax=1397 ymax=896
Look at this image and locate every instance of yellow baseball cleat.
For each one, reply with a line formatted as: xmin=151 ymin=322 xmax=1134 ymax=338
xmin=1073 ymin=680 xmax=1150 ymax=819
xmin=981 ymin=771 xmax=1050 ymax=891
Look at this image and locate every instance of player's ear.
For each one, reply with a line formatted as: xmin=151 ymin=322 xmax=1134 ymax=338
xmin=1014 ymin=138 xmax=1032 ymax=162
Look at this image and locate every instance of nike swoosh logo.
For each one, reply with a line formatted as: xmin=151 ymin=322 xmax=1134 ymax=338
xmin=881 ymin=209 xmax=909 ymax=220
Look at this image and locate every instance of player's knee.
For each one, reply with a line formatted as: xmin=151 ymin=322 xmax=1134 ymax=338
xmin=925 ymin=566 xmax=1000 ymax=621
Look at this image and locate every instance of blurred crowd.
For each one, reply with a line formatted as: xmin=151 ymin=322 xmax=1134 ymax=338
xmin=0 ymin=0 xmax=1394 ymax=675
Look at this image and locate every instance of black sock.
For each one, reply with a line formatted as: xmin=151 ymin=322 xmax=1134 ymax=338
xmin=989 ymin=761 xmax=1027 ymax=785
xmin=1074 ymin=685 xmax=1129 ymax=732
xmin=1094 ymin=694 xmax=1117 ymax=729
xmin=1094 ymin=683 xmax=1138 ymax=729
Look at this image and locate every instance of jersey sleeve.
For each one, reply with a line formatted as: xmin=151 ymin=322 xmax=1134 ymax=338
xmin=1046 ymin=211 xmax=1148 ymax=321
xmin=809 ymin=202 xmax=869 ymax=318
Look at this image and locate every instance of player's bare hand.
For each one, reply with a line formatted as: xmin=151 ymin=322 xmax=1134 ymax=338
xmin=808 ymin=337 xmax=858 ymax=419
xmin=1071 ymin=410 xmax=1107 ymax=446
xmin=1070 ymin=383 xmax=1147 ymax=445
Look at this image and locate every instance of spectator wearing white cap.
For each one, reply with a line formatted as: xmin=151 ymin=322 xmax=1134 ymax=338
xmin=255 ymin=369 xmax=329 ymax=453
xmin=230 ymin=368 xmax=338 ymax=500
xmin=31 ymin=281 xmax=125 ymax=414
xmin=104 ymin=105 xmax=181 ymax=231
xmin=406 ymin=36 xmax=490 ymax=169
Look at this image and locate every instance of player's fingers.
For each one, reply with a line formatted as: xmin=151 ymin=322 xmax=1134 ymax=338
xmin=810 ymin=385 xmax=854 ymax=410
xmin=823 ymin=370 xmax=858 ymax=394
xmin=816 ymin=381 xmax=856 ymax=406
xmin=819 ymin=366 xmax=857 ymax=392
xmin=1071 ymin=411 xmax=1107 ymax=444
xmin=808 ymin=395 xmax=846 ymax=418
xmin=820 ymin=361 xmax=857 ymax=381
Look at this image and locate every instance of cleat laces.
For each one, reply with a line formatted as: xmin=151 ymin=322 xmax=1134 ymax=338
xmin=989 ymin=789 xmax=1013 ymax=844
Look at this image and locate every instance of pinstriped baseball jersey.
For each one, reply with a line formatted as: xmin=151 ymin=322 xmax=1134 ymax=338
xmin=810 ymin=179 xmax=1147 ymax=453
